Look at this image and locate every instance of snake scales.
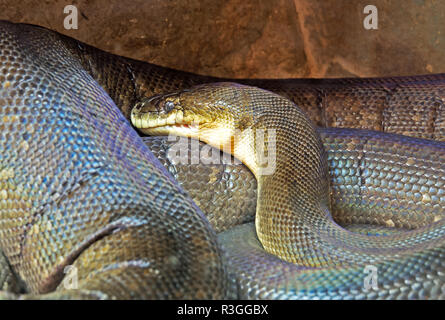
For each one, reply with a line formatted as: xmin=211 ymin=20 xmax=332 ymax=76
xmin=0 ymin=20 xmax=444 ymax=299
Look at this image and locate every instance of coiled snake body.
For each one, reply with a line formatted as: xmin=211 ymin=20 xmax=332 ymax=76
xmin=0 ymin=21 xmax=444 ymax=299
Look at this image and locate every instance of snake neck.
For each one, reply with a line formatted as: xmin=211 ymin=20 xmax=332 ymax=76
xmin=239 ymin=108 xmax=336 ymax=266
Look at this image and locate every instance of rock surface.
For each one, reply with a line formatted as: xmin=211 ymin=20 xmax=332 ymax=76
xmin=0 ymin=0 xmax=444 ymax=78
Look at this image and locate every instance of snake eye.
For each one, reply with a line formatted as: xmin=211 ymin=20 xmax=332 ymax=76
xmin=164 ymin=101 xmax=175 ymax=113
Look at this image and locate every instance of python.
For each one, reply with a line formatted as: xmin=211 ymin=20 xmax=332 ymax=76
xmin=0 ymin=20 xmax=444 ymax=299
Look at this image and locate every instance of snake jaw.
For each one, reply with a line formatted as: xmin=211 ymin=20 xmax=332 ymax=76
xmin=131 ymin=90 xmax=236 ymax=147
xmin=131 ymin=94 xmax=189 ymax=135
xmin=132 ymin=103 xmax=235 ymax=150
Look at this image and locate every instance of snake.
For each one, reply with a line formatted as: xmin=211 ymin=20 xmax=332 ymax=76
xmin=0 ymin=20 xmax=444 ymax=299
xmin=132 ymin=83 xmax=445 ymax=299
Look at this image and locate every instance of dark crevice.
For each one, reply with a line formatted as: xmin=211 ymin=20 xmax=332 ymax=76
xmin=38 ymin=221 xmax=128 ymax=293
xmin=18 ymin=168 xmax=103 ymax=278
xmin=0 ymin=250 xmax=28 ymax=294
xmin=382 ymin=84 xmax=397 ymax=133
xmin=319 ymin=89 xmax=328 ymax=128
xmin=431 ymin=96 xmax=441 ymax=139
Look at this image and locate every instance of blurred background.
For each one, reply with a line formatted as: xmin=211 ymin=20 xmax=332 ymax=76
xmin=0 ymin=0 xmax=444 ymax=78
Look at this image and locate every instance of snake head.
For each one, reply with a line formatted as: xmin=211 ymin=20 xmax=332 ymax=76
xmin=131 ymin=83 xmax=248 ymax=151
xmin=131 ymin=91 xmax=191 ymax=135
xmin=131 ymin=82 xmax=282 ymax=175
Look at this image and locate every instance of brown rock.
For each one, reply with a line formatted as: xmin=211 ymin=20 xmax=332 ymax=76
xmin=0 ymin=0 xmax=444 ymax=78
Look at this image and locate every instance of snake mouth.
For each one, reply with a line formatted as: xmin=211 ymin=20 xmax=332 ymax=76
xmin=130 ymin=90 xmax=235 ymax=149
xmin=131 ymin=94 xmax=203 ymax=136
xmin=131 ymin=109 xmax=201 ymax=136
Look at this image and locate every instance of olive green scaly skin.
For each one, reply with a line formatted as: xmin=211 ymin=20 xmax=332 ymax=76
xmin=142 ymin=130 xmax=444 ymax=234
xmin=1 ymin=21 xmax=445 ymax=299
xmin=134 ymin=83 xmax=445 ymax=299
xmin=0 ymin=20 xmax=229 ymax=299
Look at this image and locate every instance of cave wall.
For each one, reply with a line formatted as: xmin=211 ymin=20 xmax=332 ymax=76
xmin=0 ymin=0 xmax=444 ymax=78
